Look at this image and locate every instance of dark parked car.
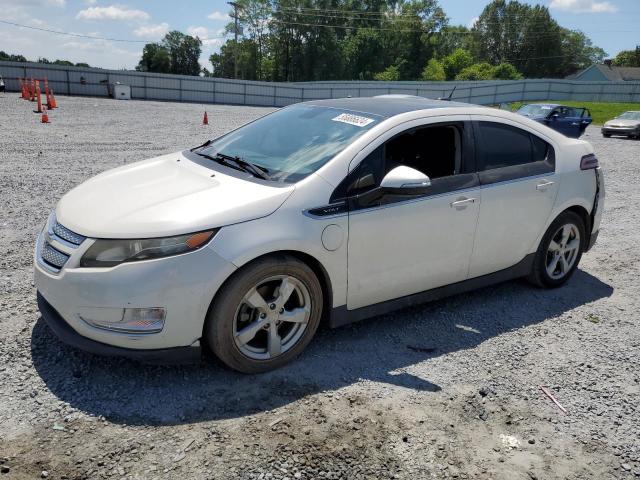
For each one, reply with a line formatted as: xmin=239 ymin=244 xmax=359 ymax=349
xmin=516 ymin=104 xmax=592 ymax=138
xmin=601 ymin=111 xmax=640 ymax=139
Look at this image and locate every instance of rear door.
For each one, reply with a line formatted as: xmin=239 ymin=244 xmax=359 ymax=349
xmin=468 ymin=118 xmax=558 ymax=278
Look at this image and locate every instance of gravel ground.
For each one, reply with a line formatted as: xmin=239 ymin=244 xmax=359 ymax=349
xmin=1 ymin=92 xmax=639 ymax=480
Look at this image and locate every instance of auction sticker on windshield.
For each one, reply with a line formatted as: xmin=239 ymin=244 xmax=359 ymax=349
xmin=332 ymin=113 xmax=375 ymax=127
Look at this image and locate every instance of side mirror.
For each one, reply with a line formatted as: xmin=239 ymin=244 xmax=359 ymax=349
xmin=549 ymin=112 xmax=560 ymax=120
xmin=380 ymin=166 xmax=431 ymax=194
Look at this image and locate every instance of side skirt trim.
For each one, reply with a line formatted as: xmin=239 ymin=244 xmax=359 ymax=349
xmin=329 ymin=253 xmax=535 ymax=328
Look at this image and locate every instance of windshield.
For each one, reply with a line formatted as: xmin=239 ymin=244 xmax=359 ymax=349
xmin=195 ymin=104 xmax=381 ymax=183
xmin=517 ymin=104 xmax=554 ymax=116
xmin=618 ymin=111 xmax=640 ymax=120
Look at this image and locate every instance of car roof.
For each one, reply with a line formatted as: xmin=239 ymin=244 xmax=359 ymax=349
xmin=521 ymin=103 xmax=560 ymax=108
xmin=303 ymin=95 xmax=469 ymax=119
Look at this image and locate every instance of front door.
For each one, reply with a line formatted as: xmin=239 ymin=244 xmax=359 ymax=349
xmin=345 ymin=121 xmax=481 ymax=310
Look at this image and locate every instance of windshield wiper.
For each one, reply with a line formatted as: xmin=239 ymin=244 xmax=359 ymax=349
xmin=190 ymin=139 xmax=213 ymax=152
xmin=194 ymin=151 xmax=270 ymax=180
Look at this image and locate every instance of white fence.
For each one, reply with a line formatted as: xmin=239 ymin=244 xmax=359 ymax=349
xmin=2 ymin=61 xmax=639 ymax=106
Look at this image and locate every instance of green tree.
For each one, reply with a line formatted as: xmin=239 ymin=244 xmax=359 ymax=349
xmin=442 ymin=48 xmax=473 ymax=80
xmin=455 ymin=62 xmax=494 ymax=80
xmin=433 ymin=26 xmax=474 ymax=58
xmin=374 ymin=65 xmax=401 ymax=81
xmin=613 ymin=47 xmax=640 ymax=67
xmin=559 ymin=29 xmax=607 ymax=75
xmin=492 ymin=62 xmax=523 ymax=80
xmin=137 ymin=32 xmax=202 ymax=75
xmin=472 ymin=0 xmax=564 ymax=78
xmin=209 ymin=39 xmax=258 ymax=79
xmin=234 ymin=0 xmax=272 ymax=79
xmin=0 ymin=51 xmax=27 ymax=62
xmin=343 ymin=28 xmax=386 ymax=80
xmin=421 ymin=58 xmax=446 ymax=80
xmin=163 ymin=31 xmax=202 ymax=75
xmin=136 ymin=43 xmax=171 ymax=73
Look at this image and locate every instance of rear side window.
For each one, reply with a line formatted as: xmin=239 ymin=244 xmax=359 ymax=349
xmin=476 ymin=122 xmax=532 ymax=170
xmin=475 ymin=121 xmax=554 ymax=184
xmin=531 ymin=134 xmax=550 ymax=162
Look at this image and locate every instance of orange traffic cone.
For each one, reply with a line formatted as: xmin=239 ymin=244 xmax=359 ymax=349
xmin=41 ymin=107 xmax=50 ymax=124
xmin=50 ymin=90 xmax=57 ymax=108
xmin=203 ymin=111 xmax=209 ymax=125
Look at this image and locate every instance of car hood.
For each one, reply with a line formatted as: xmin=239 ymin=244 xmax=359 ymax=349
xmin=604 ymin=119 xmax=640 ymax=127
xmin=56 ymin=151 xmax=295 ymax=238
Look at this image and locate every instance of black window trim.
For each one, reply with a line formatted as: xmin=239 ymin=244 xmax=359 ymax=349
xmin=471 ymin=120 xmax=556 ymax=186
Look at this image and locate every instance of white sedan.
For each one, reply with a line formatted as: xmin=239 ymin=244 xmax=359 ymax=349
xmin=34 ymin=95 xmax=604 ymax=373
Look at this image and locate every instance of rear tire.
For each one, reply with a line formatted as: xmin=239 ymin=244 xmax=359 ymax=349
xmin=527 ymin=211 xmax=585 ymax=288
xmin=205 ymin=254 xmax=323 ymax=374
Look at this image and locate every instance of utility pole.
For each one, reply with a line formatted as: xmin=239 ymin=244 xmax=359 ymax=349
xmin=228 ymin=1 xmax=240 ymax=79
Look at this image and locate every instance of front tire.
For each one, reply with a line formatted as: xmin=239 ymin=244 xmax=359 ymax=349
xmin=528 ymin=211 xmax=585 ymax=288
xmin=205 ymin=255 xmax=323 ymax=373
xmin=603 ymin=133 xmax=611 ymax=138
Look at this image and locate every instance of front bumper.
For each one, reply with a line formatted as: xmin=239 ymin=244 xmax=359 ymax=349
xmin=601 ymin=126 xmax=638 ymax=136
xmin=34 ymin=226 xmax=236 ymax=357
xmin=38 ymin=292 xmax=201 ymax=364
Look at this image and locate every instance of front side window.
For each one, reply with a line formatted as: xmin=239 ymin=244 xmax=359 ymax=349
xmin=332 ymin=122 xmax=477 ymax=205
xmin=195 ymin=104 xmax=381 ymax=183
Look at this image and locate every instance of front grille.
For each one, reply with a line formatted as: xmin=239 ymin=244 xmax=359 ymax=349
xmin=41 ymin=242 xmax=70 ymax=269
xmin=52 ymin=221 xmax=86 ymax=245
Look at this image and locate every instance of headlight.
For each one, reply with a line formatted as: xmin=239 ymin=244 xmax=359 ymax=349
xmin=80 ymin=229 xmax=218 ymax=268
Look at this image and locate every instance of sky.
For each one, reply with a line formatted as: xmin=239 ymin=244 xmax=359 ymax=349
xmin=0 ymin=0 xmax=638 ymax=71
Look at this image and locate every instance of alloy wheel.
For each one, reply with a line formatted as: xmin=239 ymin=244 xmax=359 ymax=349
xmin=232 ymin=275 xmax=311 ymax=360
xmin=545 ymin=224 xmax=581 ymax=280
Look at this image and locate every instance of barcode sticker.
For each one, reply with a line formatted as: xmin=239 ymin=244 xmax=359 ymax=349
xmin=332 ymin=113 xmax=374 ymax=127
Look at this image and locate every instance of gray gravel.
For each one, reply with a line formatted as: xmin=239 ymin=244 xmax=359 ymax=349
xmin=1 ymin=92 xmax=639 ymax=479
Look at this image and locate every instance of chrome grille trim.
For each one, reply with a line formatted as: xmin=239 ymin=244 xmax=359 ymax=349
xmin=41 ymin=242 xmax=70 ymax=269
xmin=51 ymin=222 xmax=85 ymax=246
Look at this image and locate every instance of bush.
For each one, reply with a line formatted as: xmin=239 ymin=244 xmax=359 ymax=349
xmin=421 ymin=59 xmax=446 ymax=81
xmin=374 ymin=65 xmax=401 ymax=81
xmin=455 ymin=63 xmax=495 ymax=80
xmin=492 ymin=62 xmax=523 ymax=80
xmin=442 ymin=49 xmax=473 ymax=80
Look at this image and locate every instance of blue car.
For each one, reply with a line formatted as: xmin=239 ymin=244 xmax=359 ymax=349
xmin=516 ymin=104 xmax=592 ymax=138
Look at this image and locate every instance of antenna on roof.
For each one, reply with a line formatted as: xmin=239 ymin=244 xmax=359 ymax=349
xmin=438 ymin=85 xmax=456 ymax=101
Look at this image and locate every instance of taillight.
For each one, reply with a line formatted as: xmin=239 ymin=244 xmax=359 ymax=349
xmin=580 ymin=153 xmax=599 ymax=170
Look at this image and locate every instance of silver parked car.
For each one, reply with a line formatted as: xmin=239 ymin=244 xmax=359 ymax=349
xmin=602 ymin=111 xmax=640 ymax=139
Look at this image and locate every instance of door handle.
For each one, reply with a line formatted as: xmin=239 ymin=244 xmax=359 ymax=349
xmin=450 ymin=197 xmax=476 ymax=209
xmin=536 ymin=181 xmax=555 ymax=191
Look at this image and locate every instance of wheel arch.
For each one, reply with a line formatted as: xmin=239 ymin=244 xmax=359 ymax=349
xmin=565 ymin=205 xmax=591 ymax=244
xmin=204 ymin=250 xmax=334 ymax=336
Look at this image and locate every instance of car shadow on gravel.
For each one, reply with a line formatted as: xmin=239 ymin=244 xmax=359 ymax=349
xmin=31 ymin=269 xmax=612 ymax=426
